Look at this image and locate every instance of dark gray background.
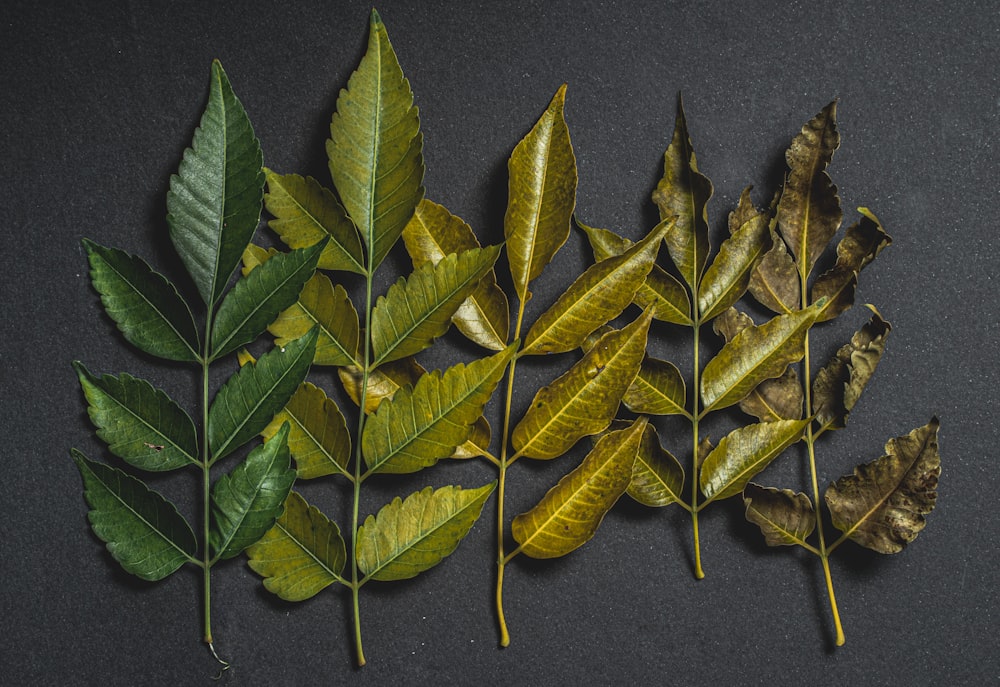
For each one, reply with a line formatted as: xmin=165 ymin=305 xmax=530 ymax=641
xmin=4 ymin=1 xmax=997 ymax=684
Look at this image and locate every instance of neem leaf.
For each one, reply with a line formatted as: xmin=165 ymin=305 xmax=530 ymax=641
xmin=247 ymin=490 xmax=348 ymax=600
xmin=402 ymin=199 xmax=509 ymax=350
xmin=210 ymin=423 xmax=296 ymax=560
xmin=627 ymin=423 xmax=685 ymax=507
xmin=505 ymin=84 xmax=577 ymax=302
xmin=82 ymin=239 xmax=199 ymax=362
xmin=813 ymin=309 xmax=891 ymax=429
xmin=370 ymin=245 xmax=501 ymax=366
xmin=743 ymin=483 xmax=816 ymax=547
xmin=776 ymin=101 xmax=842 ymax=279
xmin=701 ymin=304 xmax=821 ymax=413
xmin=622 ymin=356 xmax=687 ymax=417
xmin=512 ymin=419 xmax=645 ymax=558
xmin=521 ymin=220 xmax=668 ymax=355
xmin=264 ymin=169 xmax=365 ymax=274
xmin=328 ymin=9 xmax=424 ymax=271
xmin=74 ymin=362 xmax=198 ymax=471
xmin=579 ymin=219 xmax=692 ymax=325
xmin=748 ymin=229 xmax=800 ymax=314
xmin=261 ymin=382 xmax=351 ymax=480
xmin=652 ymin=98 xmax=713 ymax=292
xmin=339 ymin=356 xmax=426 ymax=414
xmin=211 ymin=240 xmax=326 ymax=360
xmin=362 ymin=344 xmax=517 ymax=474
xmin=357 ymin=483 xmax=496 ymax=581
xmin=512 ymin=309 xmax=651 ymax=459
xmin=700 ymin=419 xmax=810 ymax=503
xmin=208 ymin=328 xmax=318 ymax=463
xmin=167 ymin=60 xmax=264 ymax=306
xmin=72 ymin=450 xmax=197 ymax=581
xmin=451 ymin=416 xmax=492 ymax=460
xmin=825 ymin=418 xmax=941 ymax=553
xmin=739 ymin=367 xmax=804 ymax=422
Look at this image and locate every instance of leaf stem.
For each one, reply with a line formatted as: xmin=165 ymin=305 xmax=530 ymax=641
xmin=690 ymin=285 xmax=704 ymax=580
xmin=201 ymin=323 xmax=216 ymax=650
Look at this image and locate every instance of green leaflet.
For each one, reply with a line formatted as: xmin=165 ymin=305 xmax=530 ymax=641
xmin=261 ymin=381 xmax=351 ymax=480
xmin=74 ymin=362 xmax=198 ymax=471
xmin=622 ymin=356 xmax=688 ymax=417
xmin=167 ymin=60 xmax=264 ymax=306
xmin=208 ymin=328 xmax=318 ymax=463
xmin=338 ymin=355 xmax=426 ymax=414
xmin=357 ymin=483 xmax=496 ymax=581
xmin=362 ymin=344 xmax=517 ymax=474
xmin=370 ymin=245 xmax=501 ymax=366
xmin=72 ymin=450 xmax=197 ymax=581
xmin=327 ymin=9 xmax=424 ymax=271
xmin=210 ymin=423 xmax=297 ymax=561
xmin=505 ymin=84 xmax=577 ymax=302
xmin=512 ymin=419 xmax=645 ymax=558
xmin=82 ymin=240 xmax=199 ymax=362
xmin=264 ymin=169 xmax=366 ymax=275
xmin=627 ymin=424 xmax=685 ymax=508
xmin=246 ymin=491 xmax=348 ymax=601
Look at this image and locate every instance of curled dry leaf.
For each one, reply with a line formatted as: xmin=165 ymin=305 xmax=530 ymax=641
xmin=743 ymin=483 xmax=816 ymax=547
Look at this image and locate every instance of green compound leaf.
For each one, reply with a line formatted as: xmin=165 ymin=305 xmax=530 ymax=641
xmin=505 ymin=84 xmax=577 ymax=302
xmin=247 ymin=490 xmax=348 ymax=600
xmin=82 ymin=239 xmax=199 ymax=362
xmin=403 ymin=199 xmax=509 ymax=351
xmin=328 ymin=9 xmax=424 ymax=271
xmin=208 ymin=328 xmax=318 ymax=463
xmin=212 ymin=240 xmax=326 ymax=360
xmin=652 ymin=98 xmax=713 ymax=292
xmin=72 ymin=450 xmax=197 ymax=581
xmin=743 ymin=483 xmax=816 ymax=547
xmin=74 ymin=362 xmax=198 ymax=471
xmin=512 ymin=309 xmax=651 ymax=460
xmin=512 ymin=419 xmax=645 ymax=558
xmin=210 ymin=423 xmax=297 ymax=560
xmin=357 ymin=482 xmax=496 ymax=581
xmin=262 ymin=382 xmax=351 ymax=480
xmin=167 ymin=60 xmax=264 ymax=306
xmin=370 ymin=245 xmax=501 ymax=366
xmin=521 ymin=219 xmax=668 ymax=356
xmin=700 ymin=419 xmax=810 ymax=503
xmin=264 ymin=169 xmax=365 ymax=274
xmin=362 ymin=344 xmax=517 ymax=474
xmin=826 ymin=418 xmax=941 ymax=554
xmin=627 ymin=423 xmax=685 ymax=507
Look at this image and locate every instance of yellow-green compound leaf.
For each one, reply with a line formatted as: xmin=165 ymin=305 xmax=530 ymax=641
xmin=579 ymin=220 xmax=691 ymax=325
xmin=74 ymin=362 xmax=198 ymax=471
xmin=777 ymin=101 xmax=842 ymax=279
xmin=362 ymin=344 xmax=517 ymax=474
xmin=82 ymin=240 xmax=199 ymax=362
xmin=209 ymin=423 xmax=296 ymax=561
xmin=403 ymin=199 xmax=509 ymax=350
xmin=167 ymin=61 xmax=264 ymax=306
xmin=328 ymin=9 xmax=424 ymax=271
xmin=264 ymin=169 xmax=365 ymax=274
xmin=826 ymin=419 xmax=941 ymax=554
xmin=72 ymin=450 xmax=197 ymax=581
xmin=652 ymin=98 xmax=713 ymax=292
xmin=357 ymin=483 xmax=496 ymax=581
xmin=262 ymin=382 xmax=351 ymax=480
xmin=622 ymin=356 xmax=687 ymax=417
xmin=339 ymin=356 xmax=425 ymax=414
xmin=628 ymin=423 xmax=685 ymax=507
xmin=749 ymin=229 xmax=800 ymax=314
xmin=505 ymin=85 xmax=577 ymax=302
xmin=247 ymin=491 xmax=347 ymax=601
xmin=701 ymin=304 xmax=821 ymax=413
xmin=521 ymin=220 xmax=669 ymax=355
xmin=811 ymin=208 xmax=892 ymax=322
xmin=512 ymin=309 xmax=651 ymax=460
xmin=813 ymin=309 xmax=891 ymax=430
xmin=700 ymin=419 xmax=810 ymax=503
xmin=740 ymin=367 xmax=804 ymax=422
xmin=743 ymin=483 xmax=816 ymax=547
xmin=370 ymin=245 xmax=501 ymax=366
xmin=512 ymin=419 xmax=645 ymax=558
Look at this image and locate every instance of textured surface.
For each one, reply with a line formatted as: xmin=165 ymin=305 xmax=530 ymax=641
xmin=6 ymin=0 xmax=998 ymax=683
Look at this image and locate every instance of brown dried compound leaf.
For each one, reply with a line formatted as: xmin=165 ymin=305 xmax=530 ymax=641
xmin=749 ymin=229 xmax=800 ymax=314
xmin=776 ymin=101 xmax=843 ymax=278
xmin=813 ymin=309 xmax=891 ymax=429
xmin=811 ymin=208 xmax=892 ymax=322
xmin=740 ymin=367 xmax=804 ymax=422
xmin=628 ymin=423 xmax=685 ymax=507
xmin=712 ymin=307 xmax=754 ymax=343
xmin=825 ymin=419 xmax=941 ymax=553
xmin=743 ymin=483 xmax=816 ymax=547
xmin=728 ymin=187 xmax=759 ymax=234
